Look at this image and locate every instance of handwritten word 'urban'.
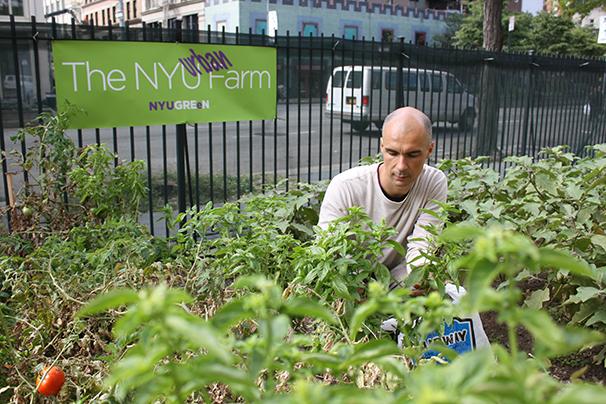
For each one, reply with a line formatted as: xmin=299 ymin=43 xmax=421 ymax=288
xmin=61 ymin=61 xmax=270 ymax=92
xmin=179 ymin=49 xmax=232 ymax=77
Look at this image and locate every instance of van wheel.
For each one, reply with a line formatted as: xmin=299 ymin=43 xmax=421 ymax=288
xmin=458 ymin=109 xmax=476 ymax=131
xmin=373 ymin=120 xmax=384 ymax=130
xmin=351 ymin=121 xmax=370 ymax=131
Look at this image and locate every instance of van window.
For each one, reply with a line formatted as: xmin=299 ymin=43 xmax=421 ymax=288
xmin=332 ymin=70 xmax=347 ymax=88
xmin=345 ymin=71 xmax=363 ymax=89
xmin=371 ymin=71 xmax=383 ymax=90
xmin=447 ymin=76 xmax=463 ymax=93
xmin=404 ymin=72 xmax=418 ymax=91
xmin=431 ymin=73 xmax=443 ymax=92
xmin=386 ymin=72 xmax=397 ymax=90
xmin=386 ymin=71 xmax=417 ymax=90
xmin=420 ymin=73 xmax=430 ymax=92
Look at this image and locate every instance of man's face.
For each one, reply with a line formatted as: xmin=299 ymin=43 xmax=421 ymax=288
xmin=379 ymin=120 xmax=434 ymax=198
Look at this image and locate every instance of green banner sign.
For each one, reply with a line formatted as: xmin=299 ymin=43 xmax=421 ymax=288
xmin=53 ymin=40 xmax=277 ymax=129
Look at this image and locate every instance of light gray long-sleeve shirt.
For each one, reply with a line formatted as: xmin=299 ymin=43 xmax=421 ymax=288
xmin=317 ymin=163 xmax=448 ymax=281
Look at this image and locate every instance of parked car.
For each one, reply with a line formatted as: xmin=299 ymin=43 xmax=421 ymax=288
xmin=325 ymin=65 xmax=477 ymax=131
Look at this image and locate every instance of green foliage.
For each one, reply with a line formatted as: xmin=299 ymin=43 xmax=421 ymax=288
xmin=521 ymin=12 xmax=606 ymax=57
xmin=452 ymin=5 xmax=606 ymax=57
xmin=2 ymin=108 xmax=148 ymax=242
xmin=169 ymin=181 xmax=326 ymax=299
xmin=437 ymin=144 xmax=606 ymax=355
xmin=4 ymin=111 xmax=606 ymax=402
xmin=69 ymin=145 xmax=146 ymax=221
xmin=293 ymin=207 xmax=396 ymax=304
xmin=556 ymin=0 xmax=605 ymax=18
xmin=78 ymin=226 xmax=606 ymax=402
xmin=452 ymin=1 xmax=484 ymax=49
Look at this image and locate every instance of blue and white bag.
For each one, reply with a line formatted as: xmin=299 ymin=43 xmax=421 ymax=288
xmin=381 ymin=284 xmax=490 ymax=357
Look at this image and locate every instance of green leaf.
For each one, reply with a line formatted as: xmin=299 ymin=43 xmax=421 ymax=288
xmin=77 ymin=288 xmax=139 ymax=317
xmin=301 ymin=352 xmax=342 ymax=369
xmin=331 ymin=278 xmax=350 ymax=298
xmin=591 ymin=234 xmax=606 ymax=252
xmin=341 ymin=339 xmax=400 ymax=368
xmin=283 ymin=297 xmax=337 ymax=324
xmin=564 ymin=287 xmax=602 ymax=305
xmin=517 ymin=309 xmax=605 ymax=358
xmin=552 ymin=383 xmax=606 ymax=404
xmin=464 ymin=258 xmax=498 ymax=312
xmin=586 ymin=310 xmax=606 ymax=327
xmin=348 ymin=301 xmax=380 ymax=341
xmin=165 ymin=315 xmax=232 ymax=364
xmin=441 ymin=224 xmax=484 ymax=242
xmin=257 ymin=315 xmax=291 ymax=350
xmin=538 ymin=247 xmax=593 ymax=278
xmin=386 ymin=239 xmax=406 ymax=256
xmin=525 ymin=288 xmax=550 ymax=310
xmin=211 ymin=299 xmax=255 ymax=333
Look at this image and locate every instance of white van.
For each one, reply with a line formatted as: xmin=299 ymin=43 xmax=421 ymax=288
xmin=325 ymin=66 xmax=477 ymax=131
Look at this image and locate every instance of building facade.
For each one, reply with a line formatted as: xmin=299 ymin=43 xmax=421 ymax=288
xmin=80 ymin=0 xmax=141 ymax=26
xmin=204 ymin=0 xmax=453 ymax=45
xmin=43 ymin=0 xmax=82 ymax=23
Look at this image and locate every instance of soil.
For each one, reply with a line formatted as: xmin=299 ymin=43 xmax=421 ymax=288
xmin=480 ymin=276 xmax=606 ymax=384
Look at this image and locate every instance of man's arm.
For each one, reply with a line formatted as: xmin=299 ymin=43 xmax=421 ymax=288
xmin=391 ymin=173 xmax=448 ymax=282
xmin=317 ymin=177 xmax=352 ymax=229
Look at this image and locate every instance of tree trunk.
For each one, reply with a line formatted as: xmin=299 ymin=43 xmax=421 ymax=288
xmin=483 ymin=0 xmax=503 ymax=51
xmin=476 ymin=0 xmax=504 ymax=158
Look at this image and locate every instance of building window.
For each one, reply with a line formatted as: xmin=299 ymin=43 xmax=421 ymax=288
xmin=1 ymin=0 xmax=24 ymax=16
xmin=302 ymin=22 xmax=318 ymax=37
xmin=183 ymin=14 xmax=198 ymax=31
xmin=343 ymin=25 xmax=358 ymax=40
xmin=167 ymin=18 xmax=177 ymax=30
xmin=381 ymin=29 xmax=394 ymax=42
xmin=102 ymin=9 xmax=106 ymax=25
xmin=415 ymin=31 xmax=427 ymax=47
xmin=255 ymin=19 xmax=267 ymax=35
xmin=126 ymin=2 xmax=130 ymax=20
xmin=133 ymin=0 xmax=137 ymax=18
xmin=113 ymin=7 xmax=116 ymax=22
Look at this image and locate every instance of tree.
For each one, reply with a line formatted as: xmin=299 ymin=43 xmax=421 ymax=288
xmin=556 ymin=0 xmax=605 ymax=18
xmin=452 ymin=7 xmax=606 ymax=57
xmin=434 ymin=12 xmax=466 ymax=48
xmin=523 ymin=12 xmax=606 ymax=57
xmin=476 ymin=0 xmax=503 ymax=157
xmin=452 ymin=1 xmax=484 ymax=48
xmin=483 ymin=0 xmax=504 ymax=51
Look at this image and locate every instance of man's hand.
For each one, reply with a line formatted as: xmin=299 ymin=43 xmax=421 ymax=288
xmin=410 ymin=283 xmax=425 ymax=297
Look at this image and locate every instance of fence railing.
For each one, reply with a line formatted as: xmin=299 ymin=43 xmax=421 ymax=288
xmin=2 ymin=17 xmax=606 ymax=235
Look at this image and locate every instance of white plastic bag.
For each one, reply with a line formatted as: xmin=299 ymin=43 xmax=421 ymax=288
xmin=421 ymin=284 xmax=490 ymax=358
xmin=381 ymin=284 xmax=490 ymax=356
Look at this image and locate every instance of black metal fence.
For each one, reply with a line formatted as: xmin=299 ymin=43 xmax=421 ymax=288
xmin=2 ymin=17 xmax=606 ymax=235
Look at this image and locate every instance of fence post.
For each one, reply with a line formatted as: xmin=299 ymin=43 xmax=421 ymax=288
xmin=175 ymin=20 xmax=187 ymax=221
xmin=396 ymin=37 xmax=404 ymax=108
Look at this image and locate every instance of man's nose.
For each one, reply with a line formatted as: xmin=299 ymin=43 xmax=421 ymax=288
xmin=396 ymin=155 xmax=408 ymax=171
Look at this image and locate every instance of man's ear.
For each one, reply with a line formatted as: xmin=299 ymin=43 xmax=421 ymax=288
xmin=427 ymin=141 xmax=435 ymax=155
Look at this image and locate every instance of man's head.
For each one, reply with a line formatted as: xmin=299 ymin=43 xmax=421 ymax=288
xmin=379 ymin=107 xmax=434 ymax=198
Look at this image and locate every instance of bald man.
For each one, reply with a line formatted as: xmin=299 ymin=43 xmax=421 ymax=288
xmin=318 ymin=107 xmax=448 ymax=284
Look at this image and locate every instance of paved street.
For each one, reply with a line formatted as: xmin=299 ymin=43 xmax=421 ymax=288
xmin=1 ymin=101 xmax=596 ymax=211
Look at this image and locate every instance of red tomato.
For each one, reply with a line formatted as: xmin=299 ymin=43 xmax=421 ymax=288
xmin=36 ymin=366 xmax=65 ymax=396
